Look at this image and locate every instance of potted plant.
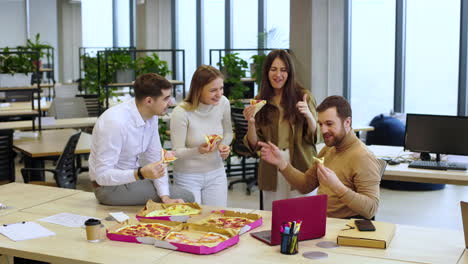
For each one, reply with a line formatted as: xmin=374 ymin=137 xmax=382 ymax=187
xmin=135 ymin=53 xmax=171 ymax=77
xmin=80 ymin=52 xmax=124 ymax=103
xmin=217 ymin=53 xmax=249 ymax=108
xmin=81 ymin=50 xmax=171 ymax=104
xmin=250 ymin=54 xmax=266 ymax=86
xmin=0 ymin=47 xmax=35 ymax=87
xmin=17 ymin=33 xmax=53 ymax=69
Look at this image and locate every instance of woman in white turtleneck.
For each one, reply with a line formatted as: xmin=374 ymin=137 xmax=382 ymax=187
xmin=170 ymin=65 xmax=233 ymax=207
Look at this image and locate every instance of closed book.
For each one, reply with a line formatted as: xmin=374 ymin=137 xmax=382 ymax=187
xmin=337 ymin=219 xmax=396 ymax=249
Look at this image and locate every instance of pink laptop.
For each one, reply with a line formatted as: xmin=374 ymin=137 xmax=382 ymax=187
xmin=250 ymin=194 xmax=328 ymax=245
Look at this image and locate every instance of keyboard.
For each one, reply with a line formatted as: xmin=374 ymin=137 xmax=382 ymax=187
xmin=409 ymin=160 xmax=467 ymax=171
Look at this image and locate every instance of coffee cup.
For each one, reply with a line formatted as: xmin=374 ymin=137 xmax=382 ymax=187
xmin=84 ymin=218 xmax=102 ymax=242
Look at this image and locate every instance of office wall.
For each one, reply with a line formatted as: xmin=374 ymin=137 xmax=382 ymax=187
xmin=57 ymin=0 xmax=82 ymax=83
xmin=136 ymin=0 xmax=172 ymax=71
xmin=0 ymin=1 xmax=26 ymax=47
xmin=30 ymin=0 xmax=59 ymax=80
xmin=290 ymin=0 xmax=345 ymax=104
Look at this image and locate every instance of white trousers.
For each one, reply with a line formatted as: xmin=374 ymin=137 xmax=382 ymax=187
xmin=173 ymin=167 xmax=227 ymax=207
xmin=263 ymin=149 xmax=312 ymax=211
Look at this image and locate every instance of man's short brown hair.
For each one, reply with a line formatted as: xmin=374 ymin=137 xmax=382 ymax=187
xmin=317 ymin=95 xmax=352 ymax=122
xmin=134 ymin=73 xmax=172 ymax=101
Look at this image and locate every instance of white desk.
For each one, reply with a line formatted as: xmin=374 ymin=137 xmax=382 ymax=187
xmin=368 ymin=145 xmax=468 ymax=185
xmin=0 ymin=183 xmax=81 ymax=216
xmin=0 ymin=184 xmax=464 ymax=264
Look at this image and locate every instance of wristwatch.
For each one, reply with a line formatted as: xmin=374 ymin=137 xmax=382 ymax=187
xmin=137 ymin=167 xmax=144 ymax=180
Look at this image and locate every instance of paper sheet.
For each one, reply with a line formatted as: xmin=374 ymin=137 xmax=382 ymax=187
xmin=109 ymin=212 xmax=130 ymax=223
xmin=0 ymin=222 xmax=55 ymax=241
xmin=39 ymin=212 xmax=99 ymax=228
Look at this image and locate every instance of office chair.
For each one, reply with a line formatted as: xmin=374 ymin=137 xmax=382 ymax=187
xmin=0 ymin=129 xmax=15 ymax=182
xmin=21 ymin=132 xmax=81 ymax=189
xmin=226 ymin=107 xmax=259 ymax=195
xmin=76 ymin=94 xmax=101 ymax=117
xmin=48 ymin=97 xmax=89 ymax=119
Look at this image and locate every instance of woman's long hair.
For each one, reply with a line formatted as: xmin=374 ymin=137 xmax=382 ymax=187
xmin=181 ymin=65 xmax=224 ymax=111
xmin=256 ymin=49 xmax=308 ymax=126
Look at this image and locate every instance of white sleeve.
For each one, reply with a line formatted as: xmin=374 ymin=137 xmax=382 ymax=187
xmin=146 ymin=119 xmax=170 ymax=197
xmin=91 ymin=119 xmax=136 ymax=186
xmin=221 ymin=97 xmax=233 ymax=146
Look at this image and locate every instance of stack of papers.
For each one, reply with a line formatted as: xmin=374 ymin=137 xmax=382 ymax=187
xmin=39 ymin=212 xmax=99 ymax=228
xmin=0 ymin=222 xmax=55 ymax=241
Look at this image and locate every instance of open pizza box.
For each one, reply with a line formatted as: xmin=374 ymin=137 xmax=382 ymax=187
xmin=106 ymin=218 xmax=182 ymax=245
xmin=107 ymin=219 xmax=238 ymax=254
xmin=154 ymin=223 xmax=239 ymax=255
xmin=194 ymin=210 xmax=263 ymax=235
xmin=136 ymin=200 xmax=202 ymax=222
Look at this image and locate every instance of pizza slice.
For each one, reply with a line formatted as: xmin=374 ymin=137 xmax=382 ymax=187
xmin=205 ymin=134 xmax=223 ymax=148
xmin=197 ymin=232 xmax=229 ymax=244
xmin=112 ymin=223 xmax=173 ymax=240
xmin=165 ymin=231 xmax=228 ymax=246
xmin=146 ymin=204 xmax=201 ymax=217
xmin=165 ymin=204 xmax=201 ymax=215
xmin=250 ymin=99 xmax=266 ymax=116
xmin=313 ymin=156 xmax=325 ymax=165
xmin=165 ymin=231 xmax=199 ymax=245
xmin=161 ymin=149 xmax=177 ymax=163
xmin=205 ymin=216 xmax=254 ymax=229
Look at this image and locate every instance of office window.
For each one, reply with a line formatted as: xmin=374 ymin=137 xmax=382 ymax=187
xmin=82 ymin=0 xmax=113 ymax=47
xmin=114 ymin=0 xmax=130 ymax=47
xmin=175 ymin=0 xmax=197 ymax=100
xmin=265 ymin=0 xmax=289 ymax=48
xmin=350 ymin=0 xmax=396 ymax=125
xmin=232 ymin=0 xmax=258 ymax=74
xmin=405 ymin=0 xmax=460 ymax=115
xmin=202 ymin=0 xmax=225 ymax=65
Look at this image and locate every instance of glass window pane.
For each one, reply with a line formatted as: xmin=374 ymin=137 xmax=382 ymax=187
xmin=82 ymin=0 xmax=113 ymax=47
xmin=202 ymin=0 xmax=225 ymax=65
xmin=115 ymin=0 xmax=130 ymax=47
xmin=232 ymin=0 xmax=258 ymax=78
xmin=176 ymin=0 xmax=197 ymax=101
xmin=405 ymin=0 xmax=460 ymax=115
xmin=350 ymin=0 xmax=396 ymax=125
xmin=233 ymin=0 xmax=258 ymax=49
xmin=265 ymin=0 xmax=289 ymax=48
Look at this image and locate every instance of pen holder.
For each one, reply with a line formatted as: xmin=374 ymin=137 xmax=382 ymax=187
xmin=280 ymin=232 xmax=299 ymax=255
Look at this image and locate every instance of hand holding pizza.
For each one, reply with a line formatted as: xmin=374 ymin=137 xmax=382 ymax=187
xmin=161 ymin=195 xmax=185 ymax=204
xmin=243 ymin=105 xmax=256 ymax=125
xmin=199 ymin=134 xmax=222 ymax=154
xmin=198 ymin=142 xmax=216 ymax=154
xmin=218 ymin=144 xmax=231 ymax=160
xmin=141 ymin=161 xmax=167 ymax=180
xmin=316 ymin=163 xmax=348 ymax=196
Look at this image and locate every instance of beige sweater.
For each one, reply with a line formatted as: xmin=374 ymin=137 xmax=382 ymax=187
xmin=170 ymin=96 xmax=233 ymax=174
xmin=282 ymin=131 xmax=381 ymax=219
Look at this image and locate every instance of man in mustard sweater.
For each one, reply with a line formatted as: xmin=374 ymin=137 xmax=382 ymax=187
xmin=258 ymin=96 xmax=381 ymax=219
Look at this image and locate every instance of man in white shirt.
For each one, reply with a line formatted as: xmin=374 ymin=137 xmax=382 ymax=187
xmin=89 ymin=73 xmax=194 ymax=205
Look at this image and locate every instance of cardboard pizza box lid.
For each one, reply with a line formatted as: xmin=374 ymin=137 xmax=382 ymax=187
xmin=194 ymin=210 xmax=263 ymax=235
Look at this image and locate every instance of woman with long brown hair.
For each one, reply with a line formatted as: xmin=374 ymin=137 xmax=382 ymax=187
xmin=243 ymin=49 xmax=319 ymax=210
xmin=170 ymin=65 xmax=233 ymax=207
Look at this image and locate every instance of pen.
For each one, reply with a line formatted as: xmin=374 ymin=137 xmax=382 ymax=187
xmin=2 ymin=221 xmax=26 ymax=227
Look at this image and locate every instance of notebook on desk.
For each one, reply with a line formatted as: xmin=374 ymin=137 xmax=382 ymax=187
xmin=461 ymin=201 xmax=468 ymax=249
xmin=250 ymin=195 xmax=327 ymax=245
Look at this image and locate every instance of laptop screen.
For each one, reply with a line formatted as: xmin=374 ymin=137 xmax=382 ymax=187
xmin=270 ymin=195 xmax=328 ymax=245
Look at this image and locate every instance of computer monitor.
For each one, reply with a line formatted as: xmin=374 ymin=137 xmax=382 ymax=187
xmin=404 ymin=114 xmax=468 ymax=158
